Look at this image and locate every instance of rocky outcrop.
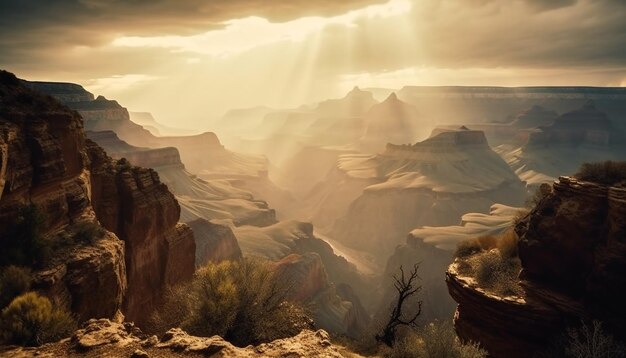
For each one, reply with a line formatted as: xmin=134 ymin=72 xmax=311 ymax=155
xmin=87 ymin=130 xmax=183 ymax=169
xmin=86 ymin=141 xmax=195 ymax=326
xmin=526 ymin=102 xmax=619 ymax=147
xmin=188 ymin=219 xmax=242 ymax=266
xmin=1 ymin=71 xmax=195 ymax=328
xmin=0 ymin=70 xmax=127 ymax=322
xmin=2 ymin=319 xmax=348 ymax=357
xmin=23 ymin=81 xmax=95 ymax=103
xmin=274 ymin=253 xmax=370 ymax=338
xmin=447 ymin=176 xmax=626 ymax=357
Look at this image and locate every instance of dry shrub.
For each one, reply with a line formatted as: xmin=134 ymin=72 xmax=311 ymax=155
xmin=0 ymin=292 xmax=76 ymax=346
xmin=380 ymin=320 xmax=487 ymax=358
xmin=575 ymin=161 xmax=626 ymax=187
xmin=473 ymin=250 xmax=522 ymax=297
xmin=565 ymin=321 xmax=625 ymax=358
xmin=0 ymin=266 xmax=31 ymax=309
xmin=455 ymin=229 xmax=523 ymax=297
xmin=150 ymin=258 xmax=311 ymax=347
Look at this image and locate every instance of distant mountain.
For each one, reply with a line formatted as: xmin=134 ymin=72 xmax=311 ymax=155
xmin=361 ymin=92 xmax=422 ymax=150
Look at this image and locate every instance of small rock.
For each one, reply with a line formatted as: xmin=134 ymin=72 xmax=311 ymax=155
xmin=130 ymin=349 xmax=149 ymax=358
xmin=142 ymin=335 xmax=159 ymax=347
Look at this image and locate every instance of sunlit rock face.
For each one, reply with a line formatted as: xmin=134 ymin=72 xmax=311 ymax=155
xmin=86 ymin=130 xmax=277 ymax=227
xmin=3 ymin=318 xmax=346 ymax=357
xmin=318 ymin=127 xmax=526 ymax=257
xmin=447 ymin=176 xmax=626 ymax=358
xmin=0 ymin=71 xmax=127 ymax=322
xmin=86 ymin=140 xmax=196 ymax=326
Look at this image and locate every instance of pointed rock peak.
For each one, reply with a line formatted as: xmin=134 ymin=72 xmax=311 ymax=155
xmin=351 ymin=86 xmax=362 ymax=92
xmin=95 ymin=95 xmax=107 ymax=101
xmin=459 ymin=125 xmax=469 ymax=130
xmin=385 ymin=92 xmax=398 ymax=102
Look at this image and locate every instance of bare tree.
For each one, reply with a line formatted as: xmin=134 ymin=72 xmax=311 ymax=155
xmin=376 ymin=263 xmax=423 ymax=347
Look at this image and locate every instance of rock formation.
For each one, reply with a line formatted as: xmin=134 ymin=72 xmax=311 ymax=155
xmin=87 ymin=130 xmax=277 ymax=227
xmin=188 ymin=219 xmax=243 ymax=266
xmin=0 ymin=70 xmax=127 ymax=322
xmin=2 ymin=318 xmax=348 ymax=357
xmin=274 ymin=253 xmax=370 ymax=338
xmin=447 ymin=176 xmax=626 ymax=357
xmin=361 ymin=92 xmax=423 ymax=150
xmin=324 ymin=127 xmax=526 ymax=257
xmin=86 ymin=141 xmax=195 ymax=325
xmin=1 ymin=71 xmax=195 ymax=327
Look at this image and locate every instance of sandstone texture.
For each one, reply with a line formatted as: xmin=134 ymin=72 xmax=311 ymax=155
xmin=188 ymin=218 xmax=242 ymax=266
xmin=447 ymin=176 xmax=626 ymax=357
xmin=1 ymin=71 xmax=195 ymax=328
xmin=0 ymin=319 xmax=350 ymax=357
xmin=0 ymin=71 xmax=127 ymax=321
xmin=86 ymin=141 xmax=195 ymax=326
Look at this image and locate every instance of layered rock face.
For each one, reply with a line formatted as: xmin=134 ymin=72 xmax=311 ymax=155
xmin=526 ymin=102 xmax=618 ymax=147
xmin=86 ymin=141 xmax=195 ymax=325
xmin=88 ymin=130 xmax=277 ymax=227
xmin=188 ymin=219 xmax=242 ymax=266
xmin=1 ymin=71 xmax=195 ymax=327
xmin=274 ymin=253 xmax=370 ymax=337
xmin=447 ymin=176 xmax=626 ymax=357
xmin=325 ymin=127 xmax=526 ymax=257
xmin=0 ymin=71 xmax=126 ymax=321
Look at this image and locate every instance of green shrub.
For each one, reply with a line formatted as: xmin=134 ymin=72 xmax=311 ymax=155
xmin=72 ymin=221 xmax=106 ymax=245
xmin=1 ymin=205 xmax=49 ymax=268
xmin=0 ymin=266 xmax=32 ymax=309
xmin=574 ymin=161 xmax=626 ymax=186
xmin=0 ymin=292 xmax=76 ymax=346
xmin=150 ymin=258 xmax=311 ymax=347
xmin=381 ymin=320 xmax=487 ymax=358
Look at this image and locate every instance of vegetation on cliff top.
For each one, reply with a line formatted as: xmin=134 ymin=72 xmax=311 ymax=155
xmin=574 ymin=161 xmax=626 ymax=186
xmin=455 ymin=229 xmax=523 ymax=297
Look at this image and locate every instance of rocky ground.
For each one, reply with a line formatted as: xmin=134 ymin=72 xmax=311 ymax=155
xmin=0 ymin=319 xmax=352 ymax=358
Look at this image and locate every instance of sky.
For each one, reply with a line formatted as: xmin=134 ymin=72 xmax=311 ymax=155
xmin=1 ymin=0 xmax=625 ymax=127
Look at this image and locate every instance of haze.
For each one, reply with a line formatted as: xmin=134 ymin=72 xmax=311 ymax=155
xmin=1 ymin=0 xmax=625 ymax=128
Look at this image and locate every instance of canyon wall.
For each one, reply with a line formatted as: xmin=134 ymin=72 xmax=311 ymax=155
xmin=447 ymin=176 xmax=626 ymax=357
xmin=1 ymin=71 xmax=195 ymax=327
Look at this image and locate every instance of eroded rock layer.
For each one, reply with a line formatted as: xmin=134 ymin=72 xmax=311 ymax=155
xmin=447 ymin=176 xmax=626 ymax=357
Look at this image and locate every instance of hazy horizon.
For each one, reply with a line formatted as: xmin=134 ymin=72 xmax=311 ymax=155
xmin=1 ymin=0 xmax=625 ymax=128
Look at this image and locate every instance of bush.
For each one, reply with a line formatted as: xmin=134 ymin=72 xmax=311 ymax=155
xmin=565 ymin=321 xmax=625 ymax=358
xmin=574 ymin=161 xmax=626 ymax=186
xmin=150 ymin=258 xmax=311 ymax=347
xmin=381 ymin=320 xmax=487 ymax=358
xmin=0 ymin=292 xmax=76 ymax=346
xmin=72 ymin=221 xmax=106 ymax=245
xmin=1 ymin=205 xmax=49 ymax=268
xmin=473 ymin=250 xmax=522 ymax=297
xmin=0 ymin=266 xmax=31 ymax=309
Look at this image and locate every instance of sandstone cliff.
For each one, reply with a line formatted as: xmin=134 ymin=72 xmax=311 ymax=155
xmin=86 ymin=141 xmax=195 ymax=325
xmin=1 ymin=71 xmax=195 ymax=328
xmin=188 ymin=219 xmax=242 ymax=266
xmin=0 ymin=70 xmax=127 ymax=322
xmin=274 ymin=253 xmax=370 ymax=338
xmin=447 ymin=176 xmax=626 ymax=357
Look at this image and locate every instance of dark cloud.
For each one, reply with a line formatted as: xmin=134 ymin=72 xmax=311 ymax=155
xmin=0 ymin=0 xmax=384 ymax=63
